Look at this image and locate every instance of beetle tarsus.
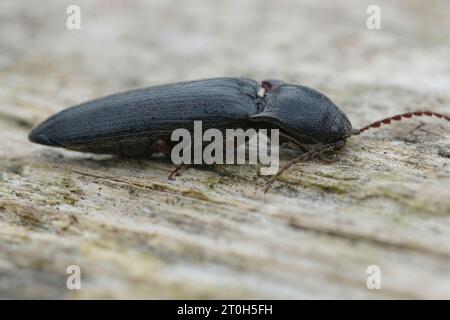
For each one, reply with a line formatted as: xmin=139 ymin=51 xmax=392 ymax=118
xmin=168 ymin=164 xmax=187 ymax=180
xmin=318 ymin=154 xmax=339 ymax=164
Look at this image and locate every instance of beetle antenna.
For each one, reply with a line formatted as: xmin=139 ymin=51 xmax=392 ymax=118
xmin=352 ymin=111 xmax=450 ymax=135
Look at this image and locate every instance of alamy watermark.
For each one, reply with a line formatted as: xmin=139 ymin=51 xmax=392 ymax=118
xmin=366 ymin=265 xmax=381 ymax=290
xmin=66 ymin=5 xmax=81 ymax=30
xmin=171 ymin=121 xmax=280 ymax=175
xmin=66 ymin=264 xmax=81 ymax=290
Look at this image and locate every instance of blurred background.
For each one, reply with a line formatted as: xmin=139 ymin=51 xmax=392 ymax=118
xmin=1 ymin=0 xmax=449 ymax=124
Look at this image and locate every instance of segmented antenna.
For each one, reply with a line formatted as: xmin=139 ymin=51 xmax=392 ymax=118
xmin=352 ymin=111 xmax=450 ymax=135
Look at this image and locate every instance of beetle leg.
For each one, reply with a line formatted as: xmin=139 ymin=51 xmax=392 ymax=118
xmin=149 ymin=139 xmax=188 ymax=180
xmin=168 ymin=163 xmax=188 ymax=180
xmin=317 ymin=154 xmax=339 ymax=164
xmin=317 ymin=141 xmax=345 ymax=163
xmin=279 ymin=132 xmax=310 ymax=153
xmin=151 ymin=139 xmax=172 ymax=158
xmin=264 ymin=142 xmax=341 ymax=193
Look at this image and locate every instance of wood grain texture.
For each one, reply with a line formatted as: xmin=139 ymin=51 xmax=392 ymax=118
xmin=1 ymin=0 xmax=450 ymax=299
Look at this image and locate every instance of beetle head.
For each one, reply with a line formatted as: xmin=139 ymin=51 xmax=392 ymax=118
xmin=252 ymin=83 xmax=352 ymax=144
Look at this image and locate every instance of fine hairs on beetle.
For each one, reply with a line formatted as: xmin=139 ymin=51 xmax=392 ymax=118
xmin=28 ymin=78 xmax=450 ymax=193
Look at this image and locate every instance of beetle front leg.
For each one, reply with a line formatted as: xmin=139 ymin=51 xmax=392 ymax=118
xmin=279 ymin=132 xmax=310 ymax=153
xmin=264 ymin=141 xmax=343 ymax=193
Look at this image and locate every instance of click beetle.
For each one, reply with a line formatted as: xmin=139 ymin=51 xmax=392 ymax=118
xmin=28 ymin=77 xmax=450 ymax=192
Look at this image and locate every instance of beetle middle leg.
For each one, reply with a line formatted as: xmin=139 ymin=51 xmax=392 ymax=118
xmin=280 ymin=131 xmax=342 ymax=164
xmin=264 ymin=141 xmax=344 ymax=193
xmin=317 ymin=153 xmax=339 ymax=164
xmin=168 ymin=163 xmax=188 ymax=180
xmin=148 ymin=139 xmax=189 ymax=180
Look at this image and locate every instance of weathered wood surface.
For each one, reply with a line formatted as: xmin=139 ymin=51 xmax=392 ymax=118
xmin=1 ymin=0 xmax=450 ymax=299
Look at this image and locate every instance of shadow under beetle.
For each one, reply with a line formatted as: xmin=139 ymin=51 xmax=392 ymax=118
xmin=29 ymin=78 xmax=450 ymax=192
